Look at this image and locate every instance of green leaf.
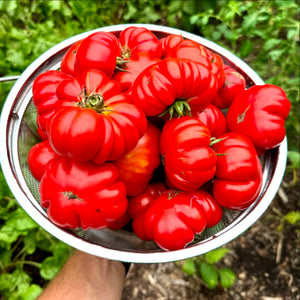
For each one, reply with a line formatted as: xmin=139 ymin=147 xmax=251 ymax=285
xmin=219 ymin=268 xmax=237 ymax=288
xmin=40 ymin=256 xmax=62 ymax=280
xmin=284 ymin=211 xmax=300 ymax=225
xmin=205 ymin=248 xmax=230 ymax=264
xmin=0 ymin=248 xmax=12 ymax=268
xmin=287 ymin=151 xmax=300 ymax=169
xmin=199 ymin=261 xmax=219 ymax=289
xmin=182 ymin=259 xmax=196 ymax=275
xmin=239 ymin=39 xmax=253 ymax=58
xmin=20 ymin=284 xmax=43 ymax=300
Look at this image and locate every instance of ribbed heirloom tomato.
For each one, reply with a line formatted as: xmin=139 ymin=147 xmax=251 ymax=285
xmin=133 ymin=190 xmax=207 ymax=251
xmin=32 ymin=70 xmax=72 ymax=139
xmin=47 ymin=70 xmax=147 ymax=163
xmin=212 ymin=132 xmax=263 ymax=210
xmin=160 ymin=116 xmax=217 ymax=191
xmin=131 ymin=58 xmax=218 ymax=117
xmin=226 ymin=84 xmax=291 ymax=153
xmin=39 ymin=157 xmax=128 ymax=230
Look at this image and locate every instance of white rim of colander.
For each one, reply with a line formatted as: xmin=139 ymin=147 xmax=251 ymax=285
xmin=0 ymin=24 xmax=287 ymax=263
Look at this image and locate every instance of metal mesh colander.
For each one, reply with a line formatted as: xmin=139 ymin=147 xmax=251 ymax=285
xmin=0 ymin=24 xmax=287 ymax=263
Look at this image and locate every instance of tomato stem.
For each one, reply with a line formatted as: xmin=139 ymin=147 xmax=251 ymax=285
xmin=159 ymin=100 xmax=192 ymax=119
xmin=79 ymin=86 xmax=105 ymax=113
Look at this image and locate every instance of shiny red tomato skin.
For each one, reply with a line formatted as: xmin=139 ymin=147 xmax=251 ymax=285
xmin=212 ymin=65 xmax=246 ymax=109
xmin=163 ymin=37 xmax=225 ymax=89
xmin=141 ymin=190 xmax=207 ymax=251
xmin=60 ymin=40 xmax=82 ymax=77
xmin=32 ymin=70 xmax=72 ymax=136
xmin=74 ymin=31 xmax=121 ymax=77
xmin=39 ymin=158 xmax=128 ymax=230
xmin=191 ymin=104 xmax=227 ymax=138
xmin=160 ymin=116 xmax=217 ymax=192
xmin=114 ymin=121 xmax=161 ymax=196
xmin=112 ymin=53 xmax=160 ymax=92
xmin=189 ymin=190 xmax=223 ymax=228
xmin=119 ymin=26 xmax=162 ymax=59
xmin=47 ymin=93 xmax=147 ymax=163
xmin=226 ymin=84 xmax=291 ymax=152
xmin=28 ymin=140 xmax=60 ymax=181
xmin=131 ymin=58 xmax=218 ymax=116
xmin=56 ymin=69 xmax=121 ymax=103
xmin=212 ymin=132 xmax=263 ymax=210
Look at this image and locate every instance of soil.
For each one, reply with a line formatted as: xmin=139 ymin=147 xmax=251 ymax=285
xmin=121 ymin=175 xmax=300 ymax=300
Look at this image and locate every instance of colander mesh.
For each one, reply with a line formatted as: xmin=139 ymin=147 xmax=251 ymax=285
xmin=17 ymin=99 xmax=245 ymax=251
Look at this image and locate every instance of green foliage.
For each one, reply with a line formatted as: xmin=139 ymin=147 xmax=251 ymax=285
xmin=0 ymin=171 xmax=71 ymax=299
xmin=179 ymin=248 xmax=236 ymax=289
xmin=277 ymin=210 xmax=300 ymax=232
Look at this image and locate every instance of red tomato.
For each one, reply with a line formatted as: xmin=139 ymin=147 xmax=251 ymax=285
xmin=40 ymin=157 xmax=128 ymax=230
xmin=28 ymin=140 xmax=60 ymax=181
xmin=47 ymin=92 xmax=147 ymax=163
xmin=131 ymin=58 xmax=218 ymax=117
xmin=226 ymin=84 xmax=291 ymax=152
xmin=32 ymin=70 xmax=72 ymax=137
xmin=127 ymin=182 xmax=167 ymax=219
xmin=137 ymin=190 xmax=207 ymax=251
xmin=112 ymin=53 xmax=160 ymax=92
xmin=212 ymin=132 xmax=263 ymax=210
xmin=74 ymin=31 xmax=121 ymax=77
xmin=114 ymin=121 xmax=161 ymax=196
xmin=160 ymin=116 xmax=217 ymax=192
xmin=189 ymin=190 xmax=223 ymax=228
xmin=191 ymin=104 xmax=227 ymax=138
xmin=212 ymin=65 xmax=246 ymax=109
xmin=119 ymin=26 xmax=162 ymax=59
xmin=56 ymin=69 xmax=121 ymax=103
xmin=160 ymin=34 xmax=184 ymax=58
xmin=163 ymin=36 xmax=225 ymax=89
xmin=60 ymin=40 xmax=83 ymax=76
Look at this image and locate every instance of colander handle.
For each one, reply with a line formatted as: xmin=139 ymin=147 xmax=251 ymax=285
xmin=0 ymin=75 xmax=20 ymax=82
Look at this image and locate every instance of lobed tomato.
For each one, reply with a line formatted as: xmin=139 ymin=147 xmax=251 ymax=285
xmin=212 ymin=132 xmax=263 ymax=210
xmin=131 ymin=58 xmax=218 ymax=117
xmin=226 ymin=84 xmax=291 ymax=153
xmin=160 ymin=116 xmax=217 ymax=191
xmin=134 ymin=190 xmax=207 ymax=251
xmin=40 ymin=157 xmax=128 ymax=230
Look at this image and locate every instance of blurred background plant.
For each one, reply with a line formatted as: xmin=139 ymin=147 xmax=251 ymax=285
xmin=0 ymin=1 xmax=299 ymax=298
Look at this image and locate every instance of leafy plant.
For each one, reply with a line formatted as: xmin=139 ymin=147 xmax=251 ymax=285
xmin=277 ymin=210 xmax=300 ymax=232
xmin=178 ymin=248 xmax=237 ymax=289
xmin=0 ymin=173 xmax=72 ymax=299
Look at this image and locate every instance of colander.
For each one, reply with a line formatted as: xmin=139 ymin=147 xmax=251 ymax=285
xmin=0 ymin=24 xmax=287 ymax=263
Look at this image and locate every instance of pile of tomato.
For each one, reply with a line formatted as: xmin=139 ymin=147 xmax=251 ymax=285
xmin=28 ymin=26 xmax=291 ymax=251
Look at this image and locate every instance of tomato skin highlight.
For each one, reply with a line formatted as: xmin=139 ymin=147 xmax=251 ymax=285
xmin=133 ymin=190 xmax=207 ymax=251
xmin=191 ymin=104 xmax=227 ymax=138
xmin=74 ymin=31 xmax=121 ymax=77
xmin=39 ymin=158 xmax=128 ymax=230
xmin=212 ymin=132 xmax=263 ymax=210
xmin=119 ymin=26 xmax=162 ymax=59
xmin=212 ymin=64 xmax=246 ymax=109
xmin=160 ymin=116 xmax=217 ymax=192
xmin=226 ymin=84 xmax=291 ymax=152
xmin=27 ymin=140 xmax=60 ymax=181
xmin=131 ymin=58 xmax=218 ymax=117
